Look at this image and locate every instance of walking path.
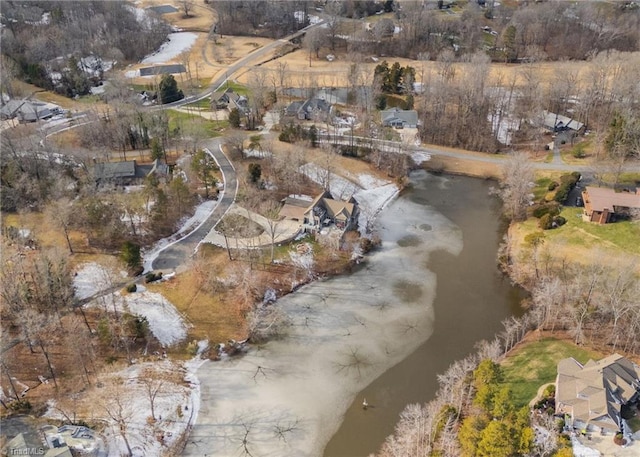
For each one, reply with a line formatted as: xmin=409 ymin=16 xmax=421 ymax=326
xmin=201 ymin=204 xmax=301 ymax=248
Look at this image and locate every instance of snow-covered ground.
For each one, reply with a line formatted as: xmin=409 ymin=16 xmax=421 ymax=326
xmin=47 ymin=353 xmax=206 ymax=457
xmin=298 ymin=163 xmax=399 ymax=234
xmin=141 ymin=32 xmax=198 ymax=64
xmin=84 ymin=282 xmax=187 ymax=346
xmin=73 ymin=262 xmax=121 ymax=300
xmin=121 ymin=290 xmax=188 ymax=346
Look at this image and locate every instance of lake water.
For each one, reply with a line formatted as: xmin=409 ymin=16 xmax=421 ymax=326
xmin=323 ymin=171 xmax=526 ymax=457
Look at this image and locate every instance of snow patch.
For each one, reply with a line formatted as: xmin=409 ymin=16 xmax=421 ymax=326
xmin=411 ymin=151 xmax=431 ymax=165
xmin=122 ymin=291 xmax=188 ymax=346
xmin=141 ymin=32 xmax=197 ymax=65
xmin=73 ymin=263 xmax=115 ymax=300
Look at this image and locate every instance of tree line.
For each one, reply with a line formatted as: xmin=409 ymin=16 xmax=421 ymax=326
xmin=0 ymin=0 xmax=171 ymax=96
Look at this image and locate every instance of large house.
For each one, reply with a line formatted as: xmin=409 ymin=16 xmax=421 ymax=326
xmin=555 ymin=354 xmax=640 ymax=434
xmin=542 ymin=111 xmax=585 ymax=133
xmin=210 ymin=88 xmax=249 ymax=113
xmin=279 ymin=192 xmax=357 ymax=232
xmin=93 ymin=159 xmax=169 ymax=187
xmin=381 ymin=108 xmax=418 ymax=129
xmin=0 ymin=99 xmax=61 ymax=122
xmin=284 ymin=98 xmax=333 ymax=122
xmin=582 ymin=186 xmax=640 ymax=224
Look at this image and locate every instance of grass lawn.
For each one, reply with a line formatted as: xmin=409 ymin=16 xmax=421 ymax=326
xmin=167 ymin=109 xmax=227 ymax=137
xmin=501 ymin=337 xmax=603 ymax=408
xmin=184 ymin=98 xmax=212 ymax=109
xmin=219 ymin=80 xmax=250 ymax=96
xmin=551 ymin=207 xmax=640 ymax=255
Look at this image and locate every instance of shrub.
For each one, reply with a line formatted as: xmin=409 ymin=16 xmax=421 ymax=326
xmin=532 ymin=203 xmax=560 ymax=218
xmin=8 ymin=399 xmax=32 ymax=412
xmin=548 ymin=182 xmax=559 ymax=191
xmin=126 ymin=283 xmax=137 ymax=293
xmin=554 ymin=172 xmax=581 ymax=203
xmin=553 ymin=215 xmax=567 ymax=227
xmin=614 ymin=433 xmax=626 ymax=446
xmin=145 ymin=272 xmax=163 ymax=283
xmin=539 ymin=213 xmax=553 ymax=230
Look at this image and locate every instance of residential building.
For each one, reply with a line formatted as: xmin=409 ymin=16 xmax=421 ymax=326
xmin=93 ymin=159 xmax=169 ymax=187
xmin=0 ymin=99 xmax=61 ymax=122
xmin=284 ymin=98 xmax=333 ymax=121
xmin=582 ymin=186 xmax=640 ymax=224
xmin=381 ymin=107 xmax=418 ymax=129
xmin=210 ymin=88 xmax=249 ymax=113
xmin=555 ymin=354 xmax=640 ymax=434
xmin=542 ymin=111 xmax=585 ymax=133
xmin=302 ymin=191 xmax=357 ymax=231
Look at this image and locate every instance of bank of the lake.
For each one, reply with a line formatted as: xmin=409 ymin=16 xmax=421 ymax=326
xmin=183 ymin=171 xmax=525 ymax=457
xmin=324 ymin=171 xmax=525 ymax=456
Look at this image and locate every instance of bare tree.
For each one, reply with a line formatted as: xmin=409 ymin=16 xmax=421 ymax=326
xmin=498 ymin=151 xmax=534 ymax=221
xmin=140 ymin=367 xmax=166 ymax=421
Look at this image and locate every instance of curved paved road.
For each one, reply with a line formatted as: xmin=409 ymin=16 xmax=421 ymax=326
xmin=152 ymin=139 xmax=237 ymax=271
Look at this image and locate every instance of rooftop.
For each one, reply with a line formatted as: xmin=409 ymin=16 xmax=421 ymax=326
xmin=583 ymin=187 xmax=640 ymax=212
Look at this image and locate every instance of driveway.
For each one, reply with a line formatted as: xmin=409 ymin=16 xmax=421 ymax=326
xmin=152 ymin=139 xmax=237 ymax=271
xmin=201 ymin=204 xmax=301 ymax=248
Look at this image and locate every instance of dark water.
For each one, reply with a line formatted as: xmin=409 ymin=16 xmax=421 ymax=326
xmin=323 ymin=172 xmax=525 ymax=457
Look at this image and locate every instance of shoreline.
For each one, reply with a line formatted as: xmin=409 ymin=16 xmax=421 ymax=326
xmin=183 ymin=178 xmax=464 ymax=456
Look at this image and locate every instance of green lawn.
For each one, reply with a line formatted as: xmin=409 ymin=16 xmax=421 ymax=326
xmin=219 ymin=80 xmax=249 ymax=96
xmin=501 ymin=338 xmax=603 ymax=409
xmin=549 ymin=207 xmax=640 ymax=255
xmin=167 ymin=109 xmax=228 ymax=137
xmin=184 ymin=98 xmax=213 ymax=109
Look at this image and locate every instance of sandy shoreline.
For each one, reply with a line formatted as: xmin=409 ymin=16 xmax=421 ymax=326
xmin=184 ymin=187 xmax=463 ymax=457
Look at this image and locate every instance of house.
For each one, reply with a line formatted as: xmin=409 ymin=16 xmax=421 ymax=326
xmin=284 ymin=98 xmax=333 ymax=121
xmin=278 ymin=195 xmax=312 ymax=223
xmin=0 ymin=99 xmax=61 ymax=122
xmin=94 ymin=159 xmax=169 ymax=187
xmin=302 ymin=191 xmax=357 ymax=231
xmin=542 ymin=111 xmax=585 ymax=133
xmin=381 ymin=108 xmax=418 ymax=129
xmin=210 ymin=89 xmax=249 ymax=113
xmin=555 ymin=354 xmax=640 ymax=434
xmin=582 ymin=186 xmax=640 ymax=224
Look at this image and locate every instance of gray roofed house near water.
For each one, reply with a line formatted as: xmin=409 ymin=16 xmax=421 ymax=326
xmin=555 ymin=354 xmax=640 ymax=434
xmin=381 ymin=108 xmax=418 ymax=128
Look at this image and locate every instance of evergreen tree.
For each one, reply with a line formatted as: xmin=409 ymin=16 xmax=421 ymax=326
xmin=191 ymin=149 xmax=218 ymax=198
xmin=229 ymin=107 xmax=242 ymax=128
xmin=248 ymin=163 xmax=262 ymax=184
xmin=121 ymin=241 xmax=142 ymax=273
xmin=158 ymin=73 xmax=184 ymax=104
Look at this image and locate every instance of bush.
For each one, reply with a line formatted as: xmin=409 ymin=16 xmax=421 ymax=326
xmin=614 ymin=433 xmax=626 ymax=446
xmin=548 ymin=182 xmax=559 ymax=191
xmin=554 ymin=216 xmax=567 ymax=227
xmin=145 ymin=272 xmax=163 ymax=283
xmin=532 ymin=203 xmax=560 ymax=219
xmin=8 ymin=399 xmax=32 ymax=412
xmin=539 ymin=213 xmax=554 ymax=230
xmin=126 ymin=283 xmax=137 ymax=293
xmin=553 ymin=172 xmax=581 ymax=203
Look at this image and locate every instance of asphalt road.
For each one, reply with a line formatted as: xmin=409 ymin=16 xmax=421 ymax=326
xmin=151 ymin=139 xmax=237 ymax=271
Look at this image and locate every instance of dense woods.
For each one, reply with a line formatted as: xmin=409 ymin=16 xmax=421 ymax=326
xmin=0 ymin=0 xmax=170 ymax=94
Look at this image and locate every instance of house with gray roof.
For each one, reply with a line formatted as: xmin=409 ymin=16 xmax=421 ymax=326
xmin=555 ymin=354 xmax=640 ymax=434
xmin=0 ymin=99 xmax=60 ymax=122
xmin=381 ymin=107 xmax=418 ymax=128
xmin=94 ymin=159 xmax=169 ymax=187
xmin=542 ymin=110 xmax=585 ymax=133
xmin=285 ymin=98 xmax=333 ymax=122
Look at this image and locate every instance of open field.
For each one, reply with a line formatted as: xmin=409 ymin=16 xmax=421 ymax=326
xmin=501 ymin=335 xmax=604 ymax=409
xmin=510 ymin=206 xmax=640 ymax=274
